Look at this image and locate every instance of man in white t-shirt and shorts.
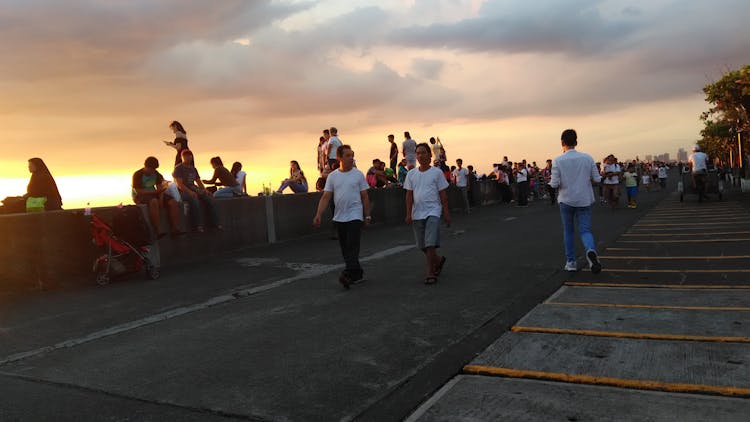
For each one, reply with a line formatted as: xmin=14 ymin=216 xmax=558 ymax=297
xmin=601 ymin=154 xmax=622 ymax=209
xmin=402 ymin=131 xmax=417 ymax=170
xmin=405 ymin=143 xmax=452 ymax=285
xmin=689 ymin=145 xmax=709 ymax=202
xmin=314 ymin=144 xmax=371 ymax=288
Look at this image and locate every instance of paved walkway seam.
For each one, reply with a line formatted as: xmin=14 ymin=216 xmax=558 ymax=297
xmin=511 ymin=326 xmax=750 ymax=343
xmin=546 ymin=302 xmax=750 ymax=311
xmin=564 ymin=282 xmax=750 ymax=289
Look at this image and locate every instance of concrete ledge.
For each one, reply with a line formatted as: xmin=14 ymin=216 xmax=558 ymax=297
xmin=0 ymin=181 xmax=501 ymax=290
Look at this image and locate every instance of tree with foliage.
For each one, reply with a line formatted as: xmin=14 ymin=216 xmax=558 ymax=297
xmin=700 ymin=65 xmax=750 ymax=166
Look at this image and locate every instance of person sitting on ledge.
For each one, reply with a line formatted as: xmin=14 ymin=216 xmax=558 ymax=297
xmin=202 ymin=156 xmax=241 ymax=198
xmin=25 ymin=157 xmax=63 ymax=211
xmin=173 ymin=150 xmax=222 ymax=232
xmin=276 ymin=160 xmax=308 ymax=194
xmin=230 ymin=162 xmax=248 ymax=195
xmin=366 ymin=159 xmax=388 ymax=188
xmin=132 ymin=156 xmax=182 ymax=238
xmin=397 ymin=158 xmax=409 ymax=185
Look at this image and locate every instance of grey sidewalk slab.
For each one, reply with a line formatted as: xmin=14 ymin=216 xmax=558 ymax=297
xmin=0 ymin=374 xmax=241 ymax=422
xmin=516 ymin=303 xmax=750 ymax=338
xmin=548 ymin=285 xmax=750 ymax=307
xmin=470 ymin=332 xmax=750 ymax=388
xmin=407 ymin=375 xmax=750 ymax=422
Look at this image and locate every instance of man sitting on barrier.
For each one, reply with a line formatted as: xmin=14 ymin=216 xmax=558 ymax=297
xmin=132 ymin=156 xmax=182 ymax=238
xmin=173 ymin=150 xmax=222 ymax=232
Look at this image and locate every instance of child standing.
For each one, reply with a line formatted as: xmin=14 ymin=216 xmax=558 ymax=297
xmin=624 ymin=164 xmax=639 ymax=208
xmin=641 ymin=167 xmax=651 ymax=193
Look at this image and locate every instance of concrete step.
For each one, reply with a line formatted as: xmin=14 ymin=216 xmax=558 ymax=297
xmin=468 ymin=332 xmax=750 ymax=391
xmin=548 ymin=285 xmax=750 ymax=308
xmin=516 ymin=302 xmax=750 ymax=339
xmin=407 ymin=375 xmax=750 ymax=422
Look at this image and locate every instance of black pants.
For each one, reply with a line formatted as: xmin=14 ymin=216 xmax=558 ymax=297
xmin=546 ymin=184 xmax=557 ymax=204
xmin=693 ymin=173 xmax=707 ymax=201
xmin=518 ymin=181 xmax=529 ymax=206
xmin=500 ymin=183 xmax=512 ymax=203
xmin=336 ymin=220 xmax=363 ymax=278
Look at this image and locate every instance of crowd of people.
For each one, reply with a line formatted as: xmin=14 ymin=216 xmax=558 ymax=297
xmin=3 ymin=120 xmax=729 ymax=287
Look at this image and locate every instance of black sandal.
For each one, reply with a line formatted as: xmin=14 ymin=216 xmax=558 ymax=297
xmin=434 ymin=256 xmax=447 ymax=276
xmin=424 ymin=276 xmax=438 ymax=285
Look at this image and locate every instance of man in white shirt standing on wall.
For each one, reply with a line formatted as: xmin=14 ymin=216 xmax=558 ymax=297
xmin=314 ymin=144 xmax=371 ymax=289
xmin=549 ymin=129 xmax=602 ymax=273
xmin=327 ymin=127 xmax=342 ymax=171
xmin=402 ymin=131 xmax=417 ymax=170
xmin=689 ymin=145 xmax=709 ymax=202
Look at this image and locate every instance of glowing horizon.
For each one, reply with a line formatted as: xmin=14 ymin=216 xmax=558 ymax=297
xmin=1 ymin=1 xmax=747 ymax=208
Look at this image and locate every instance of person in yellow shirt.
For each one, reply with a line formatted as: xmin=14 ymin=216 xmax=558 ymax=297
xmin=623 ymin=163 xmax=639 ymax=209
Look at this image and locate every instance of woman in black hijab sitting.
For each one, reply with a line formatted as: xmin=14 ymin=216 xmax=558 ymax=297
xmin=25 ymin=158 xmax=62 ymax=211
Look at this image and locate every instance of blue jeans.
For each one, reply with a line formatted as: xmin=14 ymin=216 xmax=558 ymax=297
xmin=180 ymin=191 xmax=219 ymax=228
xmin=277 ymin=180 xmax=308 ymax=193
xmin=559 ymin=202 xmax=596 ymax=262
xmin=214 ymin=186 xmax=240 ymax=198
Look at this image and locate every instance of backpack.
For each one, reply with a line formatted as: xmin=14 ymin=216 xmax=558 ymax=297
xmin=112 ymin=205 xmax=151 ymax=247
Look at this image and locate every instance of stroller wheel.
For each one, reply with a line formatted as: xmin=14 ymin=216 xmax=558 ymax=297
xmin=95 ymin=271 xmax=110 ymax=285
xmin=146 ymin=265 xmax=160 ymax=280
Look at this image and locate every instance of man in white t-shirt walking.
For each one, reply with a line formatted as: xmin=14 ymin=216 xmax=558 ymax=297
xmin=452 ymin=158 xmax=470 ymax=213
xmin=402 ymin=131 xmax=417 ymax=170
xmin=689 ymin=145 xmax=709 ymax=202
xmin=549 ymin=129 xmax=602 ymax=273
xmin=405 ymin=143 xmax=451 ymax=284
xmin=314 ymin=144 xmax=371 ymax=288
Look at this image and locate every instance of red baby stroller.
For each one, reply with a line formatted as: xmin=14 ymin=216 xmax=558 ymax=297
xmin=91 ymin=206 xmax=160 ymax=285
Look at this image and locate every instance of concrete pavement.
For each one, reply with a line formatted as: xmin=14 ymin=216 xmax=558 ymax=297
xmin=0 ymin=182 xmax=678 ymax=421
xmin=409 ymin=194 xmax=750 ymax=421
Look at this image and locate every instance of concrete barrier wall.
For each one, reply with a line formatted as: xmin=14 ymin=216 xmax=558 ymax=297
xmin=0 ymin=181 xmax=501 ymax=290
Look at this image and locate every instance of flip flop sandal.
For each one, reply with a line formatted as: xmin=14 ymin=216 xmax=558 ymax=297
xmin=424 ymin=276 xmax=438 ymax=285
xmin=434 ymin=256 xmax=447 ymax=276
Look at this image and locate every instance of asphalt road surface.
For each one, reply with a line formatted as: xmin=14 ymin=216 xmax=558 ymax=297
xmin=0 ymin=183 xmax=678 ymax=421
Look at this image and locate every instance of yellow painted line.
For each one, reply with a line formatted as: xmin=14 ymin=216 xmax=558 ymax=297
xmin=628 ymin=227 xmax=746 ymax=232
xmin=640 ymin=216 xmax=749 ymax=222
xmin=599 ymin=255 xmax=750 ymax=260
xmin=511 ymin=326 xmax=750 ymax=344
xmin=622 ymin=232 xmax=750 ymax=237
xmin=634 ymin=222 xmax=750 ymax=227
xmin=564 ymin=282 xmax=750 ymax=289
xmin=462 ymin=365 xmax=750 ymax=397
xmin=547 ymin=302 xmax=750 ymax=311
xmin=618 ymin=239 xmax=750 ymax=243
xmin=645 ymin=214 xmax=747 ymax=218
xmin=603 ymin=268 xmax=750 ymax=273
xmin=605 ymin=247 xmax=640 ymax=251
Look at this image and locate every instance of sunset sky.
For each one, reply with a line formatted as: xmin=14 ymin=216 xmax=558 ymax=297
xmin=1 ymin=0 xmax=749 ymax=208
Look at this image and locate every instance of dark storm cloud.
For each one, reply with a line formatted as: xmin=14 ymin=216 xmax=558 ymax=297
xmin=0 ymin=0 xmax=313 ymax=79
xmin=389 ymin=0 xmax=642 ymax=56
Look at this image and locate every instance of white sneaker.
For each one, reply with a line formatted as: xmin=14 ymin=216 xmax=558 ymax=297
xmin=586 ymin=250 xmax=602 ymax=274
xmin=564 ymin=261 xmax=577 ymax=272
